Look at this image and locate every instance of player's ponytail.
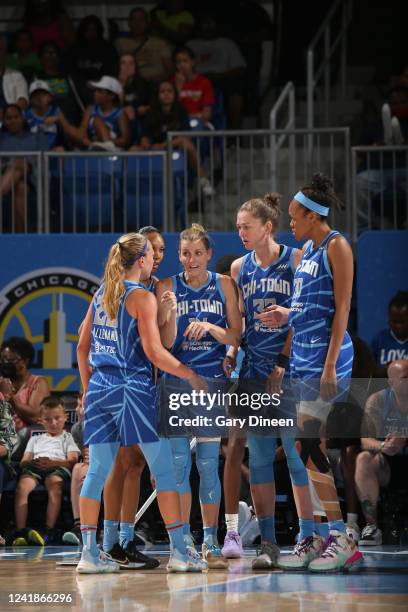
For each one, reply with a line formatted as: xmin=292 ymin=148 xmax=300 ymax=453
xmin=102 ymin=233 xmax=147 ymax=320
xmin=179 ymin=223 xmax=211 ymax=250
xmin=238 ymin=192 xmax=281 ymax=232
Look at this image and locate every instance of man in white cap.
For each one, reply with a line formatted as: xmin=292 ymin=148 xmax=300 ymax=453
xmin=26 ymin=80 xmax=77 ymax=149
xmin=76 ymin=76 xmax=130 ymax=151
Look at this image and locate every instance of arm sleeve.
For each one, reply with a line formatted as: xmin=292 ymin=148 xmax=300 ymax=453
xmin=65 ymin=432 xmax=80 ymax=454
xmin=25 ymin=436 xmax=35 ymax=454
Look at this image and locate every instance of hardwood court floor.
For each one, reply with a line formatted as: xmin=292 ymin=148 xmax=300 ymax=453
xmin=0 ymin=546 xmax=408 ymax=611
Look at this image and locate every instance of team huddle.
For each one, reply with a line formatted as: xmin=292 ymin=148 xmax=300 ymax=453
xmin=76 ymin=172 xmax=363 ymax=574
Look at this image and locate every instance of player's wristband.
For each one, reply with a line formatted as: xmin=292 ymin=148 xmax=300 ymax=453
xmin=276 ymin=353 xmax=290 ymax=369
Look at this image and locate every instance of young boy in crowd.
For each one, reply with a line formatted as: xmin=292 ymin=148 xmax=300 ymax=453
xmin=13 ymin=396 xmax=80 ymax=545
xmin=25 ymin=80 xmax=76 ymax=149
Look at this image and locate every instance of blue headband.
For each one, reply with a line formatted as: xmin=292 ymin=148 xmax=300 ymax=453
xmin=294 ymin=191 xmax=329 ymax=216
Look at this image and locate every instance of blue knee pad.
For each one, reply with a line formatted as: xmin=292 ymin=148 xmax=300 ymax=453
xmin=195 ymin=441 xmax=221 ymax=505
xmin=169 ymin=437 xmax=192 ymax=494
xmin=281 ymin=436 xmax=309 ymax=486
xmin=81 ymin=442 xmax=120 ymax=501
xmin=248 ymin=434 xmax=277 ymax=485
xmin=141 ymin=438 xmax=178 ymax=492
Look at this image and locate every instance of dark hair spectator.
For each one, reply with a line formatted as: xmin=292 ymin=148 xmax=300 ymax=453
xmin=132 ymin=80 xmax=213 ymax=195
xmin=173 ymin=45 xmax=214 ymax=123
xmin=371 ymin=291 xmax=408 ymax=371
xmin=6 ymin=29 xmax=41 ymax=82
xmin=64 ymin=15 xmax=118 ymax=107
xmin=34 ymin=41 xmax=82 ymax=124
xmin=117 ymin=53 xmax=152 ymax=122
xmin=0 ymin=336 xmax=50 ymax=430
xmin=115 ymin=7 xmax=173 ymax=84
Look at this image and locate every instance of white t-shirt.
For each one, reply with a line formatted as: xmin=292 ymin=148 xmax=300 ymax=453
xmin=25 ymin=431 xmax=80 ymax=460
xmin=188 ymin=37 xmax=246 ymax=75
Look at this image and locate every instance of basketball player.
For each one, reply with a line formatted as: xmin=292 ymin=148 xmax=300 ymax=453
xmin=102 ymin=227 xmax=166 ymax=568
xmin=156 ymin=224 xmax=242 ymax=569
xmin=222 ymin=194 xmax=317 ymax=570
xmin=76 ymin=233 xmax=207 ymax=573
xmin=258 ymin=174 xmax=363 ymax=571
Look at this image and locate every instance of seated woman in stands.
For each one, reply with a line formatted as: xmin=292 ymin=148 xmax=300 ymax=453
xmin=131 ymin=80 xmax=213 ymax=196
xmin=0 ymin=105 xmax=36 ymax=232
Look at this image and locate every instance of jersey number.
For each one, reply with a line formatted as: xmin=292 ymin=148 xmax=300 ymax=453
xmin=253 ymin=298 xmax=276 ymax=313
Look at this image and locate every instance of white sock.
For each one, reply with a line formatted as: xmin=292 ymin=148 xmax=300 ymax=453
xmin=347 ymin=513 xmax=359 ymax=525
xmin=225 ymin=513 xmax=239 ymax=533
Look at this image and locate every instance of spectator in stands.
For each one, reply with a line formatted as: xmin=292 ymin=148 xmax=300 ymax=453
xmin=173 ymin=46 xmax=214 ymax=124
xmin=0 ymin=337 xmax=49 ymax=431
xmin=117 ymin=53 xmax=152 ymax=122
xmin=23 ymin=0 xmax=75 ymax=51
xmin=77 ymin=76 xmax=131 ymax=151
xmin=188 ymin=15 xmax=246 ymax=129
xmin=64 ymin=15 xmax=118 ymax=107
xmin=6 ymin=29 xmax=41 ymax=83
xmin=0 ymin=381 xmax=17 ymax=546
xmin=115 ymin=7 xmax=173 ymax=84
xmin=0 ymin=36 xmax=28 ymax=122
xmin=34 ymin=41 xmax=83 ymax=125
xmin=131 ymin=79 xmax=213 ymax=195
xmin=63 ymin=394 xmax=88 ymax=546
xmin=13 ymin=396 xmax=80 ymax=546
xmin=372 ymin=292 xmax=408 ymax=370
xmin=26 ymin=80 xmax=75 ymax=150
xmin=151 ymin=0 xmax=195 ymax=45
xmin=354 ymin=359 xmax=408 ymax=546
xmin=0 ymin=105 xmax=35 ymax=233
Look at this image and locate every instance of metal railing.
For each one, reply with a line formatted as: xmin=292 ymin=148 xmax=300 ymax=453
xmin=166 ymin=127 xmax=351 ymax=234
xmin=307 ymin=0 xmax=353 ymax=129
xmin=1 ymin=128 xmax=352 ymax=237
xmin=43 ymin=151 xmax=168 ymax=234
xmin=351 ymin=145 xmax=408 ymax=242
xmin=0 ymin=152 xmax=42 ymax=233
xmin=269 ymin=81 xmax=295 ymax=191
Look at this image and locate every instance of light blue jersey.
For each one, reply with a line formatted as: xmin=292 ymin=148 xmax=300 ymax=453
xmin=289 ymin=231 xmax=353 ymax=386
xmin=170 ymin=271 xmax=227 ymax=377
xmin=89 ymin=281 xmax=152 ymax=379
xmin=25 ymin=104 xmax=62 ymax=148
xmin=237 ymin=246 xmax=296 ymax=379
xmin=88 ymin=105 xmax=122 ymax=139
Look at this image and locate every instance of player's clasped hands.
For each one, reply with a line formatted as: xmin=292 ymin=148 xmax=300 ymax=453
xmin=256 ymin=305 xmax=289 ymax=327
xmin=160 ymin=290 xmax=177 ymax=312
xmin=184 ymin=321 xmax=211 ymax=341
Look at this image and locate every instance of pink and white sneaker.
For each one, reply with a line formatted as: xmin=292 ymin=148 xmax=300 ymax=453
xmin=308 ymin=530 xmax=363 ymax=572
xmin=221 ymin=531 xmax=243 ymax=559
